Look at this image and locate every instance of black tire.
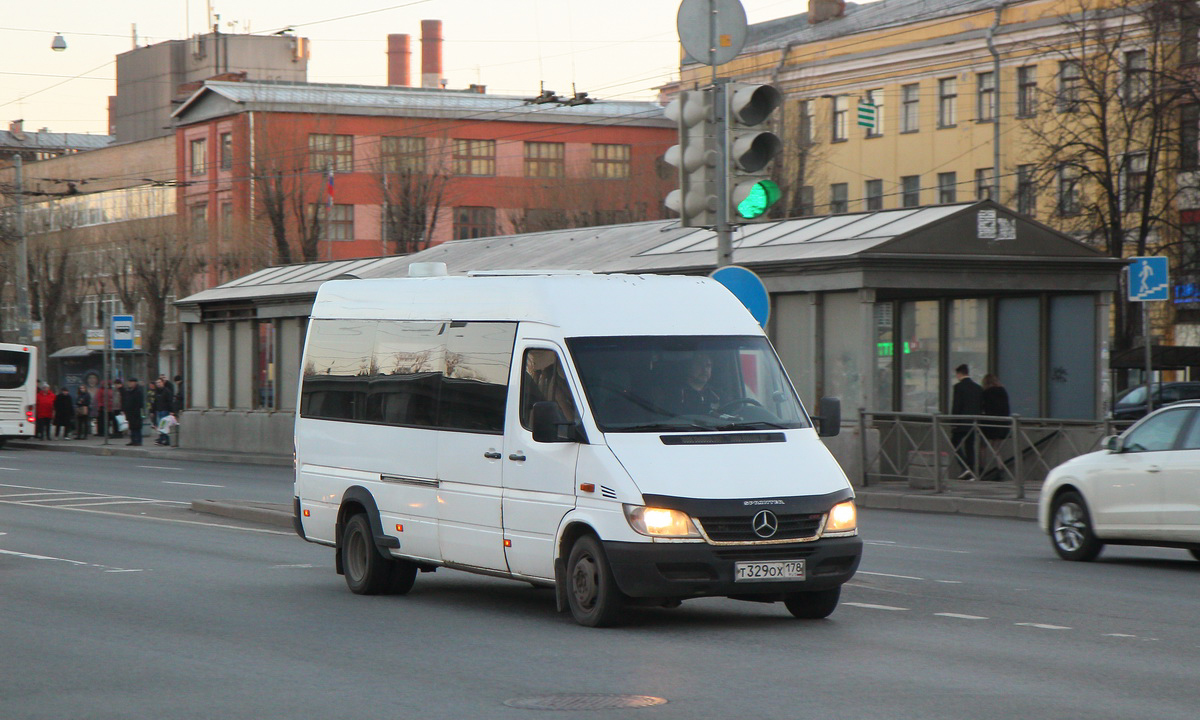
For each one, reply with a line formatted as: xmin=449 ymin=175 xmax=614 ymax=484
xmin=783 ymin=586 xmax=841 ymax=619
xmin=565 ymin=535 xmax=626 ymax=627
xmin=1050 ymin=491 xmax=1103 ymax=562
xmin=341 ymin=514 xmax=417 ymax=595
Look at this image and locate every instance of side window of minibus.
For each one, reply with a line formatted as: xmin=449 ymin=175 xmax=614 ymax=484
xmin=520 ymin=349 xmax=578 ymax=430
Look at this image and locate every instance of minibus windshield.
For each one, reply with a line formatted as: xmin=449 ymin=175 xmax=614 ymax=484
xmin=567 ymin=335 xmax=811 ymax=433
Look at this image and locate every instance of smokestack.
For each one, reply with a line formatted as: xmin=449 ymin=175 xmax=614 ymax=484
xmin=421 ymin=19 xmax=442 ymax=89
xmin=387 ymin=34 xmax=411 ymax=87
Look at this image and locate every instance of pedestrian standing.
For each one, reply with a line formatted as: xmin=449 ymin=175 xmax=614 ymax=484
xmin=35 ymin=383 xmax=54 ymax=440
xmin=122 ymin=377 xmax=145 ymax=446
xmin=950 ymin=364 xmax=984 ymax=479
xmin=74 ymin=385 xmax=92 ymax=439
xmin=110 ymin=379 xmax=125 ymax=438
xmin=152 ymin=378 xmax=174 ymax=426
xmin=172 ymin=375 xmax=185 ymax=413
xmin=980 ymin=374 xmax=1012 ymax=479
xmin=53 ymin=387 xmax=74 ymax=439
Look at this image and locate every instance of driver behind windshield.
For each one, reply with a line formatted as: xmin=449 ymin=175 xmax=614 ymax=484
xmin=669 ymin=355 xmax=720 ymax=415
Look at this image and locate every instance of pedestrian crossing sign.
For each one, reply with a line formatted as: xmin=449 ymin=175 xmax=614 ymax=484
xmin=1129 ymin=257 xmax=1169 ymax=302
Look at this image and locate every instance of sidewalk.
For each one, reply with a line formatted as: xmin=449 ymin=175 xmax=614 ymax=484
xmin=5 ymin=434 xmax=1039 ymax=524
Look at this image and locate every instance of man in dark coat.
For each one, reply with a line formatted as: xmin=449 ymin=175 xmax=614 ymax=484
xmin=122 ymin=377 xmax=146 ymax=446
xmin=950 ymin=364 xmax=984 ymax=478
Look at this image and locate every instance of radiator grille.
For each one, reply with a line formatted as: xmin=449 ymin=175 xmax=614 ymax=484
xmin=696 ymin=513 xmax=823 ymax=543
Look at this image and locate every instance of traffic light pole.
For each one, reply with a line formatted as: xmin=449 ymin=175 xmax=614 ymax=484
xmin=713 ymin=81 xmax=733 ymax=268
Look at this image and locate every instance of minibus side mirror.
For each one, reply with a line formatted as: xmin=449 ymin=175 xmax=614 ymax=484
xmin=815 ymin=397 xmax=841 ymax=438
xmin=531 ymin=401 xmax=584 ymax=444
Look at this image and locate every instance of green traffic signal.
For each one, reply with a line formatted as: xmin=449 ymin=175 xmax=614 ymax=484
xmin=736 ymin=180 xmax=781 ymax=219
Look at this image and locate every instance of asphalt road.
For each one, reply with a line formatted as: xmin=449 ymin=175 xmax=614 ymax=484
xmin=2 ymin=449 xmax=1198 ymax=719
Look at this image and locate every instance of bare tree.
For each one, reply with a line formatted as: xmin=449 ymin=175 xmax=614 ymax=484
xmin=1022 ymin=0 xmax=1200 ymax=358
xmin=105 ymin=216 xmax=201 ymax=378
xmin=379 ymin=167 xmax=448 ymax=255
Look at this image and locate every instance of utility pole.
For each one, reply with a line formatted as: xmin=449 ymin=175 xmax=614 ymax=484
xmin=13 ymin=154 xmax=32 ymax=346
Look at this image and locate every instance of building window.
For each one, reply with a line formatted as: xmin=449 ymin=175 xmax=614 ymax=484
xmin=1123 ymin=152 xmax=1148 ymax=211
xmin=322 ymin=204 xmax=354 ymax=241
xmin=1057 ymin=165 xmax=1081 ymax=216
xmin=591 ymin=143 xmax=631 ymax=178
xmin=190 ymin=138 xmax=207 ymax=175
xmin=382 ymin=136 xmax=426 ymax=173
xmin=453 ymin=139 xmax=495 ymax=176
xmin=798 ymin=100 xmax=815 ymax=144
xmin=937 ymin=172 xmax=957 ymax=203
xmin=938 ymin=78 xmax=957 ymax=127
xmin=1182 ymin=104 xmax=1200 ymax=171
xmin=797 ymin=186 xmax=815 ymax=216
xmin=830 ymin=183 xmax=848 ymax=213
xmin=1184 ymin=3 xmax=1200 ymax=65
xmin=1017 ymin=66 xmax=1038 ymax=117
xmin=864 ymin=179 xmax=884 ymax=210
xmin=832 ymin=96 xmax=849 ymax=141
xmin=525 ymin=141 xmax=565 ymax=178
xmin=901 ymin=175 xmax=920 ymax=207
xmin=220 ymin=201 xmax=233 ymax=241
xmin=976 ymin=72 xmax=996 ymax=122
xmin=454 ymin=206 xmax=496 ymax=239
xmin=975 ymin=168 xmax=993 ymax=200
xmin=1058 ymin=61 xmax=1082 ymax=111
xmin=189 ymin=203 xmax=207 ymax=240
xmin=1017 ymin=164 xmax=1037 ymax=216
xmin=217 ymin=132 xmax=232 ymax=170
xmin=901 ymin=84 xmax=919 ymax=133
xmin=865 ymin=89 xmax=884 ymax=137
xmin=1123 ymin=49 xmax=1150 ymax=105
xmin=309 ymin=134 xmax=353 ymax=172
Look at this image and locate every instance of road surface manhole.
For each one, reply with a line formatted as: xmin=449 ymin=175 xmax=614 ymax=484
xmin=503 ymin=694 xmax=668 ymax=711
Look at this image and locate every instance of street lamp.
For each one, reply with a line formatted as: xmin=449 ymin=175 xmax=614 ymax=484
xmin=51 ymin=33 xmax=67 ymax=52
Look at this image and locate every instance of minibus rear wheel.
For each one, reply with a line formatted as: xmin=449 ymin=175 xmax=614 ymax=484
xmin=783 ymin=586 xmax=841 ymax=619
xmin=342 ymin=514 xmax=417 ymax=595
xmin=566 ymin=535 xmax=625 ymax=627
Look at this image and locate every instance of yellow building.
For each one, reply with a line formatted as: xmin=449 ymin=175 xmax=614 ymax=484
xmin=680 ymin=0 xmax=1200 ymax=365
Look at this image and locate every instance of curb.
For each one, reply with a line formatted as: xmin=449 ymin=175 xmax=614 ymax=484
xmin=856 ymin=490 xmax=1039 ymax=521
xmin=191 ymin=499 xmax=293 ymax=529
xmin=6 ymin=440 xmax=292 ymax=468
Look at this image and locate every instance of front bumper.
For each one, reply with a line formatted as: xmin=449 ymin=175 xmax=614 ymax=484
xmin=602 ymin=535 xmax=862 ymax=599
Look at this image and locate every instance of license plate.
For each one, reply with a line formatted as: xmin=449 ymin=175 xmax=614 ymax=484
xmin=733 ymin=559 xmax=806 ymax=582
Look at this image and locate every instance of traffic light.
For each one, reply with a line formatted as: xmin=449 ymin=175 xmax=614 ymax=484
xmin=726 ymin=83 xmax=783 ymax=221
xmin=664 ymin=88 xmax=718 ymax=228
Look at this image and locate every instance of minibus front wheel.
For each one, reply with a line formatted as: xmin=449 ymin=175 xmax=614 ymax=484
xmin=566 ymin=535 xmax=626 ymax=627
xmin=783 ymin=586 xmax=841 ymax=619
xmin=341 ymin=514 xmax=417 ymax=595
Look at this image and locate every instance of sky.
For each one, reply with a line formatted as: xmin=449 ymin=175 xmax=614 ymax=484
xmin=0 ymin=0 xmax=847 ymax=136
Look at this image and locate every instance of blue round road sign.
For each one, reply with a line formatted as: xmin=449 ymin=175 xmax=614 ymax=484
xmin=710 ymin=265 xmax=769 ymax=328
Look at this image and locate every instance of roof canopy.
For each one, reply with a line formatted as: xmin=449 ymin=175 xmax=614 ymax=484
xmin=179 ymin=201 xmax=1122 ymax=312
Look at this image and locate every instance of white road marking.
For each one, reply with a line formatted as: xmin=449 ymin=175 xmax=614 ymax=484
xmin=271 ymin=564 xmax=315 ymax=569
xmin=864 ymin=541 xmax=972 ymax=554
xmin=844 ymin=602 xmax=910 ymax=611
xmin=13 ymin=502 xmax=292 ymax=534
xmin=162 ymin=480 xmax=224 ymax=488
xmin=1015 ymin=622 xmax=1071 ymax=630
xmin=0 ymin=467 xmax=20 ymax=471
xmin=139 ymin=465 xmax=184 ymax=471
xmin=1103 ymin=633 xmax=1138 ymax=638
xmin=934 ymin=580 xmax=963 ymax=584
xmin=859 ymin=570 xmax=925 ymax=581
xmin=0 ymin=547 xmax=141 ymax=572
xmin=935 ymin=613 xmax=989 ymax=620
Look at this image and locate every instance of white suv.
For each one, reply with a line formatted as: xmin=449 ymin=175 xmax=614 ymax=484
xmin=1039 ymin=401 xmax=1200 ymax=561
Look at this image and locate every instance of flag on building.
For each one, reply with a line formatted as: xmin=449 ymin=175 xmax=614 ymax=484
xmin=326 ymin=168 xmax=335 ymax=210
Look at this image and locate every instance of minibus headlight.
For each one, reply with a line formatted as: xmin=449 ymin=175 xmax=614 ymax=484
xmin=824 ymin=500 xmax=857 ymax=535
xmin=624 ymin=505 xmax=700 ymax=538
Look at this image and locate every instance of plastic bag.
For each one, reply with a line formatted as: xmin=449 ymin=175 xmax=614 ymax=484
xmin=115 ymin=412 xmax=129 ymax=433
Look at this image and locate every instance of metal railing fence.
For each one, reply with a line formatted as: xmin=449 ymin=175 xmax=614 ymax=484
xmin=858 ymin=410 xmax=1134 ymax=499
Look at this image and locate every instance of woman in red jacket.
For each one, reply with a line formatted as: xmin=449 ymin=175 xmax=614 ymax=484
xmin=35 ymin=383 xmax=54 ymax=440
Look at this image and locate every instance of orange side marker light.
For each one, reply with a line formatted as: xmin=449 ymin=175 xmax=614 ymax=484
xmin=579 ymin=483 xmax=595 ymax=493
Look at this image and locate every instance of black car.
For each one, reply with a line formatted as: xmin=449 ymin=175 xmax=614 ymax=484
xmin=1111 ymin=382 xmax=1200 ymax=420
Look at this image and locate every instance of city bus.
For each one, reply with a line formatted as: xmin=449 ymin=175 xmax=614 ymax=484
xmin=0 ymin=343 xmax=37 ymax=448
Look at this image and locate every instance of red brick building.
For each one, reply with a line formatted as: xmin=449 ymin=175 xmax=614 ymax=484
xmin=171 ymin=79 xmax=675 ymax=284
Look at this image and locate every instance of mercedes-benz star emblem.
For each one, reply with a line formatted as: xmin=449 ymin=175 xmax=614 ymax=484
xmin=752 ymin=510 xmax=779 ymax=538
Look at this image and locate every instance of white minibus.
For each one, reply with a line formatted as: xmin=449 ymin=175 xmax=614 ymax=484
xmin=293 ymin=270 xmax=861 ymax=626
xmin=0 ymin=343 xmax=37 ymax=449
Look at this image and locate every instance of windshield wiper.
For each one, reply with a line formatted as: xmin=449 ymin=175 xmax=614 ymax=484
xmin=609 ymin=423 xmax=717 ymax=433
xmin=712 ymin=421 xmax=794 ymax=431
